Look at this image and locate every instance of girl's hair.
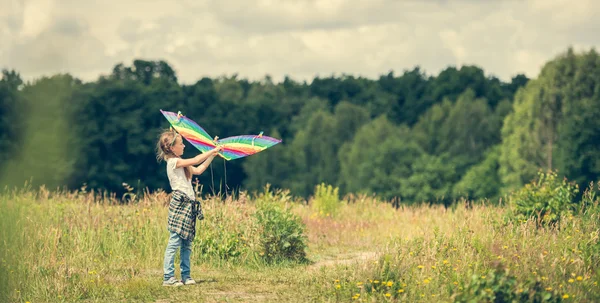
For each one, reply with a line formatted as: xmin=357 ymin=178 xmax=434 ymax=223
xmin=156 ymin=129 xmax=192 ymax=180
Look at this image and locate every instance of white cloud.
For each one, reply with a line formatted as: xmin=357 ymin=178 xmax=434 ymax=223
xmin=0 ymin=0 xmax=599 ymax=84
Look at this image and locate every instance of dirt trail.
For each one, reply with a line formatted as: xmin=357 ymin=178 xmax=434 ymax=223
xmin=309 ymin=251 xmax=379 ymax=269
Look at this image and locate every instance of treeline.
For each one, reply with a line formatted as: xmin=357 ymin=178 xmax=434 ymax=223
xmin=1 ymin=47 xmax=599 ymax=204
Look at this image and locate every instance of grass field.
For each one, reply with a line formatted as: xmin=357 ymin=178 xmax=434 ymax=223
xmin=1 ymin=183 xmax=599 ymax=302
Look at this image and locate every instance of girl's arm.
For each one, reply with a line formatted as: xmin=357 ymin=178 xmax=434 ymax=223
xmin=190 ymin=155 xmax=217 ymax=175
xmin=176 ymin=148 xmax=220 ymax=168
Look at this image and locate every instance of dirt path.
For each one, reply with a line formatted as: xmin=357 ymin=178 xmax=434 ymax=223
xmin=153 ymin=252 xmax=380 ymax=302
xmin=309 ymin=251 xmax=379 ymax=269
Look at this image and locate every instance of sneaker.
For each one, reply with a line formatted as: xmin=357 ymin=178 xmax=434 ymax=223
xmin=162 ymin=277 xmax=184 ymax=287
xmin=183 ymin=278 xmax=196 ymax=285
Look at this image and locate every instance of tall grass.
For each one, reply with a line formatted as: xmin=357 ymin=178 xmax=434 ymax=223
xmin=315 ymin=199 xmax=600 ymax=302
xmin=1 ymin=183 xmax=599 ymax=302
xmin=0 ymin=185 xmax=309 ymax=302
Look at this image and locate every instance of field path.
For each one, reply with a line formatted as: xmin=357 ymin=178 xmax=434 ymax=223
xmin=309 ymin=251 xmax=379 ymax=269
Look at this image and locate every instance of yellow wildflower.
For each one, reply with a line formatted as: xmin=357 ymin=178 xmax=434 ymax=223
xmin=385 ymin=293 xmax=391 ymax=297
xmin=387 ymin=281 xmax=393 ymax=287
xmin=398 ymin=289 xmax=404 ymax=293
xmin=563 ymin=294 xmax=569 ymax=299
xmin=576 ymin=276 xmax=583 ymax=281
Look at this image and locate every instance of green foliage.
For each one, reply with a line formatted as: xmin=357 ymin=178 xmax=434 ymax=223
xmin=507 ymin=170 xmax=579 ymax=227
xmin=311 ymin=183 xmax=341 ymax=218
xmin=194 ymin=205 xmax=250 ymax=261
xmin=0 ymin=70 xmax=24 ymax=180
xmin=454 ymin=146 xmax=502 ymax=201
xmin=500 ymin=48 xmax=600 ymax=193
xmin=6 ymin=51 xmax=591 ymax=205
xmin=399 ymin=153 xmax=457 ymax=205
xmin=253 ymin=187 xmax=308 ymax=264
xmin=454 ymin=265 xmax=563 ymax=303
xmin=555 ymin=50 xmax=600 ymax=187
xmin=3 ymin=75 xmax=79 ymax=188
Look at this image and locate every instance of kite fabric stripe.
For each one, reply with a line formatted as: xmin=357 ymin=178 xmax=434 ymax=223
xmin=217 ymin=135 xmax=282 ymax=160
xmin=160 ymin=109 xmax=216 ymax=154
xmin=160 ymin=109 xmax=281 ymax=160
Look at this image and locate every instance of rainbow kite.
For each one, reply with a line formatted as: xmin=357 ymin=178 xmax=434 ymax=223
xmin=160 ymin=109 xmax=281 ymax=160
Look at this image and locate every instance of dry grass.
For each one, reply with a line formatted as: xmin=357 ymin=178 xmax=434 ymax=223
xmin=1 ymin=186 xmax=599 ymax=302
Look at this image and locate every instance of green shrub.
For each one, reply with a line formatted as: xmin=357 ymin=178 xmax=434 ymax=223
xmin=311 ymin=183 xmax=340 ymax=218
xmin=453 ymin=264 xmax=563 ymax=303
xmin=253 ymin=186 xmax=308 ymax=264
xmin=193 ymin=209 xmax=248 ymax=261
xmin=508 ymin=170 xmax=579 ymax=227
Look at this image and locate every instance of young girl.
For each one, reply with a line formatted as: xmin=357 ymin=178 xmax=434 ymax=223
xmin=156 ymin=129 xmax=222 ymax=287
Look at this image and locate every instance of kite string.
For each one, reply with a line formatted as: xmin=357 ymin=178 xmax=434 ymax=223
xmin=223 ymin=158 xmax=228 ymax=194
xmin=210 ymin=163 xmax=215 ymax=196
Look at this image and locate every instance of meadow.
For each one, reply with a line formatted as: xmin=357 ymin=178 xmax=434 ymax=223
xmin=1 ymin=182 xmax=599 ymax=303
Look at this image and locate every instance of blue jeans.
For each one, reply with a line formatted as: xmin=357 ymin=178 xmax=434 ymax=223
xmin=163 ymin=230 xmax=192 ymax=281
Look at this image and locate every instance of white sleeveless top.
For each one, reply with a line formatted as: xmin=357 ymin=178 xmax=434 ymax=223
xmin=166 ymin=157 xmax=195 ymax=200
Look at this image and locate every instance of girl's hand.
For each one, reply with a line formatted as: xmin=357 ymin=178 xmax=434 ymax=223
xmin=212 ymin=146 xmax=222 ymax=155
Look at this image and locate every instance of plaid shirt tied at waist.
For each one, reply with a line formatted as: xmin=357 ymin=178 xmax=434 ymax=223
xmin=167 ymin=190 xmax=204 ymax=241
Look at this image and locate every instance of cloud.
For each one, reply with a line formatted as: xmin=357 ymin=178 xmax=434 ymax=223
xmin=1 ymin=0 xmax=599 ymax=84
xmin=7 ymin=15 xmax=108 ymax=81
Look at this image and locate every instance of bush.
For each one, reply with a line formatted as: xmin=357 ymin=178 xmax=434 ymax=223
xmin=311 ymin=183 xmax=340 ymax=218
xmin=508 ymin=170 xmax=579 ymax=227
xmin=253 ymin=186 xmax=308 ymax=264
xmin=453 ymin=264 xmax=563 ymax=303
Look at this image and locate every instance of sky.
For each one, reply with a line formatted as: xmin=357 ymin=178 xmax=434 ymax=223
xmin=1 ymin=0 xmax=599 ymax=84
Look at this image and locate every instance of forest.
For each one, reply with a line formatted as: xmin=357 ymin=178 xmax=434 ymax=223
xmin=1 ymin=47 xmax=599 ymax=205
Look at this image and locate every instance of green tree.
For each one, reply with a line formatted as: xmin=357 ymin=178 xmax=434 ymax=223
xmin=285 ymin=110 xmax=338 ymax=196
xmin=499 ymin=48 xmax=594 ymax=192
xmin=398 ymin=153 xmax=457 ymax=205
xmin=453 ymin=145 xmax=502 ymax=201
xmin=0 ymin=70 xmax=24 ymax=182
xmin=5 ymin=75 xmax=80 ymax=188
xmin=377 ymin=68 xmax=430 ymax=125
xmin=555 ymin=49 xmax=600 ymax=186
xmin=339 ymin=116 xmax=422 ymax=200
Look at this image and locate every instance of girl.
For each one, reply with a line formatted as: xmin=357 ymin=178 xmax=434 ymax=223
xmin=156 ymin=129 xmax=222 ymax=287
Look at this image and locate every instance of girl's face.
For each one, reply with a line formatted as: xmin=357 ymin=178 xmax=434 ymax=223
xmin=171 ymin=136 xmax=185 ymax=156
